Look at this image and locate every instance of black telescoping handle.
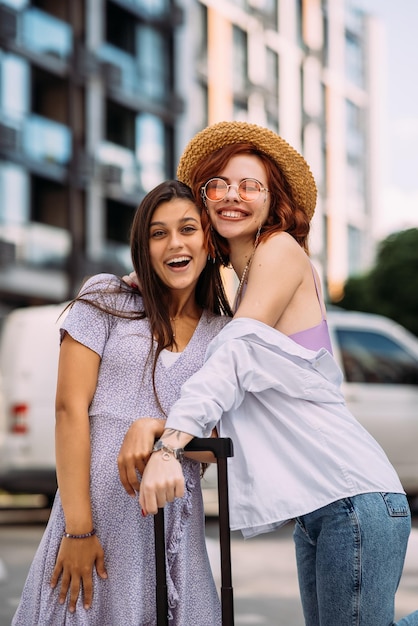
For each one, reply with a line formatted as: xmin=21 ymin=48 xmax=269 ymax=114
xmin=154 ymin=437 xmax=234 ymax=626
xmin=187 ymin=437 xmax=235 ymax=625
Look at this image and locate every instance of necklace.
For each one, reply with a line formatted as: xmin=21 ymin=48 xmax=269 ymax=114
xmin=235 ymin=252 xmax=255 ymax=307
xmin=235 ymin=225 xmax=262 ymax=307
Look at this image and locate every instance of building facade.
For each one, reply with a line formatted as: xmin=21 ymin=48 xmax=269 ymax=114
xmin=0 ymin=0 xmax=382 ymax=315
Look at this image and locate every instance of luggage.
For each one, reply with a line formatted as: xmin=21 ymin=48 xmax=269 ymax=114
xmin=153 ymin=437 xmax=235 ymax=625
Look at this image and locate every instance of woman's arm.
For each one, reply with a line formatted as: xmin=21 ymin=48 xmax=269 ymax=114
xmin=118 ymin=420 xmax=218 ymax=497
xmin=50 ymin=334 xmax=107 ymax=613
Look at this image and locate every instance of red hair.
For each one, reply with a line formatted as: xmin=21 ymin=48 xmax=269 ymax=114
xmin=189 ymin=143 xmax=311 ymax=263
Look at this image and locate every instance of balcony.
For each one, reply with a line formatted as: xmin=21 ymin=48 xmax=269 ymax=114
xmin=0 ymin=112 xmax=71 ymax=181
xmin=0 ymin=223 xmax=71 ymax=269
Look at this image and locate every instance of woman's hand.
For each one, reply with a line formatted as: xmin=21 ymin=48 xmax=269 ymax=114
xmin=118 ymin=418 xmax=165 ymax=496
xmin=121 ymin=271 xmax=140 ymax=290
xmin=50 ymin=536 xmax=107 ymax=613
xmin=139 ymin=450 xmax=185 ymax=515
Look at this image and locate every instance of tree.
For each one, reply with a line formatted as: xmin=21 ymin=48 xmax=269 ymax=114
xmin=334 ymin=228 xmax=418 ymax=336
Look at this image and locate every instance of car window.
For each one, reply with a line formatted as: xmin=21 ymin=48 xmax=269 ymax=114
xmin=335 ymin=328 xmax=418 ymax=385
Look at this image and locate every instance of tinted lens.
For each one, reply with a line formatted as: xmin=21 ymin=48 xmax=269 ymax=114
xmin=238 ymin=179 xmax=262 ymax=201
xmin=205 ymin=179 xmax=228 ymax=201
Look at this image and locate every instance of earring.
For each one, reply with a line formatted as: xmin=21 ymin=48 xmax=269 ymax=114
xmin=207 ymin=253 xmax=215 ymax=264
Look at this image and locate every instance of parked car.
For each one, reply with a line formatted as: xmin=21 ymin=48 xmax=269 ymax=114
xmin=202 ymin=309 xmax=418 ymax=515
xmin=0 ymin=305 xmax=417 ymax=509
xmin=0 ymin=303 xmax=68 ymax=505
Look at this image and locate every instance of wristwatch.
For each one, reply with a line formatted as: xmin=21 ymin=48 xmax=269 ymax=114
xmin=152 ymin=440 xmax=184 ymax=462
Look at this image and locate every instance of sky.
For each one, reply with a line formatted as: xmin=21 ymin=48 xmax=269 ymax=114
xmin=351 ymin=0 xmax=418 ymax=239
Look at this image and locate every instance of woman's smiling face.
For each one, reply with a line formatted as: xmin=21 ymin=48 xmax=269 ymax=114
xmin=149 ymin=198 xmax=207 ymax=292
xmin=204 ymin=153 xmax=271 ymax=243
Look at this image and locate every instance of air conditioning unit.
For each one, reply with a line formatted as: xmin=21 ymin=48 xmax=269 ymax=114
xmin=0 ymin=124 xmax=19 ymax=151
xmin=0 ymin=5 xmax=18 ymax=40
xmin=0 ymin=239 xmax=16 ymax=266
xmin=101 ymin=62 xmax=122 ymax=89
xmin=101 ymin=164 xmax=123 ymax=184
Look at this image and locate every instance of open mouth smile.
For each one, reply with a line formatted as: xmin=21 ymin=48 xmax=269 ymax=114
xmin=166 ymin=255 xmax=191 ymax=268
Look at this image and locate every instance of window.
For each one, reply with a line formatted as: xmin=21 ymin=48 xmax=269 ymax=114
xmin=345 ymin=31 xmax=364 ymax=88
xmin=136 ymin=113 xmax=167 ymax=191
xmin=136 ymin=24 xmax=170 ymax=101
xmin=335 ymin=329 xmax=418 ymax=385
xmin=266 ymin=48 xmax=278 ymax=98
xmin=106 ymin=3 xmax=135 ymax=54
xmin=106 ymin=199 xmax=135 ymax=244
xmin=0 ymin=53 xmax=29 ymax=118
xmin=106 ymin=101 xmax=136 ymax=150
xmin=345 ymin=100 xmax=365 ymax=200
xmin=233 ymin=26 xmax=248 ymax=94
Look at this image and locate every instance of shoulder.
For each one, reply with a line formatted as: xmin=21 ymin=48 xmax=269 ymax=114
xmin=76 ymin=273 xmax=143 ymax=313
xmin=252 ymin=232 xmax=308 ymax=276
xmin=258 ymin=231 xmax=304 ymax=257
xmin=78 ymin=273 xmax=123 ymax=294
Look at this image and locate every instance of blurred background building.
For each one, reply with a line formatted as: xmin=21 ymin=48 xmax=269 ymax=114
xmin=0 ymin=0 xmax=382 ymax=316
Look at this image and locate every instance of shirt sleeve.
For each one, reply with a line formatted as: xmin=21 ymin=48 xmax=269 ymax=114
xmin=165 ymin=337 xmax=251 ymax=437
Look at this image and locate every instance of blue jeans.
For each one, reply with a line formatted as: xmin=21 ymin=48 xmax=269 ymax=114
xmin=293 ymin=492 xmax=418 ymax=626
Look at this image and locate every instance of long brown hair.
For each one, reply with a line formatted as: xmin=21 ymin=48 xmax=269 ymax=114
xmin=190 ymin=143 xmax=311 ymax=264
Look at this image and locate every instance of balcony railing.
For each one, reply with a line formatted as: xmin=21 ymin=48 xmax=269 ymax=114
xmin=21 ymin=8 xmax=72 ymax=61
xmin=0 ymin=223 xmax=71 ymax=269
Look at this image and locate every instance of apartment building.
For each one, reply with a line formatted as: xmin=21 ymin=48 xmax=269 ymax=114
xmin=0 ymin=0 xmax=382 ymax=314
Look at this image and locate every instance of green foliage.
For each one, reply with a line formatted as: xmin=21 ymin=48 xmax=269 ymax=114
xmin=334 ymin=228 xmax=418 ymax=336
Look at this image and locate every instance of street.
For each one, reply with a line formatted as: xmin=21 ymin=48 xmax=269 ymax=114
xmin=0 ymin=506 xmax=417 ymax=626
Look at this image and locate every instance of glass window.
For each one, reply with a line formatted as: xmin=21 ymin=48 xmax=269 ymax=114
xmin=345 ymin=100 xmax=365 ymax=200
xmin=0 ymin=53 xmax=29 ymax=118
xmin=106 ymin=2 xmax=135 ymax=54
xmin=23 ymin=114 xmax=71 ymax=165
xmin=335 ymin=328 xmax=418 ymax=385
xmin=136 ymin=24 xmax=169 ymax=101
xmin=266 ymin=48 xmax=278 ymax=98
xmin=106 ymin=199 xmax=135 ymax=244
xmin=347 ymin=225 xmax=362 ymax=275
xmin=106 ymin=100 xmax=136 ymax=151
xmin=345 ymin=31 xmax=363 ymax=88
xmin=134 ymin=0 xmax=169 ymax=16
xmin=0 ymin=163 xmax=29 ymax=225
xmin=233 ymin=26 xmax=248 ymax=94
xmin=105 ymin=200 xmax=135 ymax=273
xmin=136 ymin=113 xmax=166 ymax=191
xmin=22 ymin=8 xmax=72 ymax=60
xmin=0 ymin=0 xmax=27 ymax=8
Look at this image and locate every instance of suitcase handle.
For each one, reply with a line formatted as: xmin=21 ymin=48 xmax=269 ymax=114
xmin=154 ymin=437 xmax=235 ymax=626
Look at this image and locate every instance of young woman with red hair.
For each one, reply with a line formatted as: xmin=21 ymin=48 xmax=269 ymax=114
xmin=120 ymin=122 xmax=417 ymax=626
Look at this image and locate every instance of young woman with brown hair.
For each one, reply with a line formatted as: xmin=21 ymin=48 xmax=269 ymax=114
xmin=12 ymin=180 xmax=232 ymax=625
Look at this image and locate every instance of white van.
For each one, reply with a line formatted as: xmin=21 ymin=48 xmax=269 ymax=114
xmin=1 ymin=305 xmax=417 ymax=508
xmin=0 ymin=303 xmax=68 ymax=504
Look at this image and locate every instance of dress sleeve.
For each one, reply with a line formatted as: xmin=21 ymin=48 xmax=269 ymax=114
xmin=59 ymin=274 xmax=119 ymax=357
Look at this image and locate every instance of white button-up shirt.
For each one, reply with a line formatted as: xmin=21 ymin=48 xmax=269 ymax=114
xmin=166 ymin=318 xmax=404 ymax=537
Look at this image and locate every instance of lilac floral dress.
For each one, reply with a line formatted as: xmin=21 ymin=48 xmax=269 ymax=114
xmin=12 ymin=274 xmax=230 ymax=626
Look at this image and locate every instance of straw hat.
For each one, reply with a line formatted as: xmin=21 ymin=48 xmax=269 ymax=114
xmin=177 ymin=121 xmax=317 ymax=220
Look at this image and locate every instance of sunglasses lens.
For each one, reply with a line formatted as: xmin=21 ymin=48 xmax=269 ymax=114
xmin=205 ymin=179 xmax=227 ymax=201
xmin=238 ymin=179 xmax=262 ymax=201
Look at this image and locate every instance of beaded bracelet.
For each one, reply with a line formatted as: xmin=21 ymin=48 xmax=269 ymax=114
xmin=63 ymin=528 xmax=96 ymax=539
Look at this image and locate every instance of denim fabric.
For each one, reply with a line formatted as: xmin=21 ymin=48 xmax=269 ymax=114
xmin=294 ymin=492 xmax=418 ymax=626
